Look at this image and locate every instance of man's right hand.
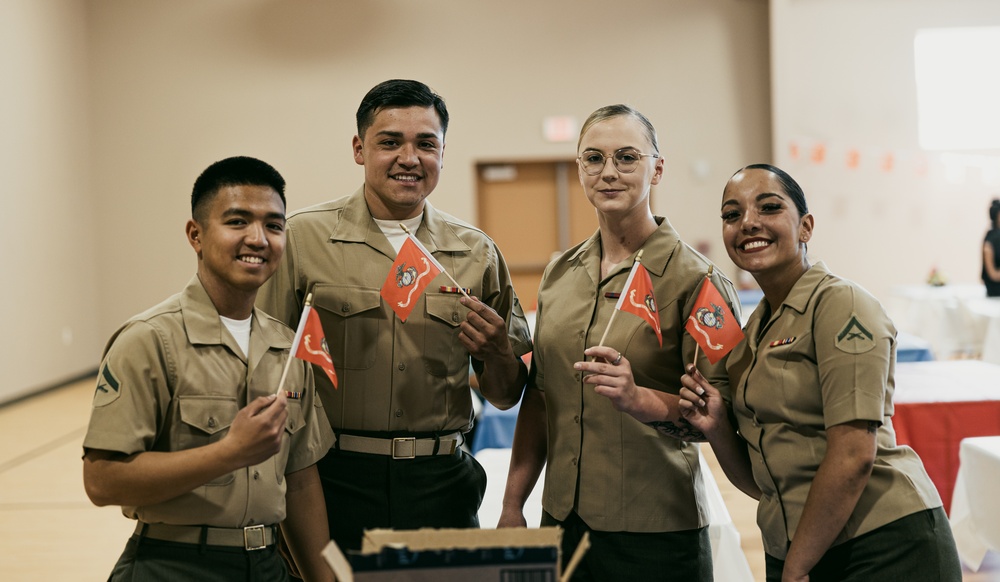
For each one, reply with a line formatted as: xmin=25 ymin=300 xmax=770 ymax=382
xmin=497 ymin=506 xmax=527 ymax=528
xmin=223 ymin=392 xmax=288 ymax=467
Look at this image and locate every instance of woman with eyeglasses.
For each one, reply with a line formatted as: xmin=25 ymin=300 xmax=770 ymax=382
xmin=676 ymin=164 xmax=961 ymax=582
xmin=498 ymin=104 xmax=740 ymax=581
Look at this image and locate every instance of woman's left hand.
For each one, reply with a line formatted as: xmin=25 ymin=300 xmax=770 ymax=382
xmin=575 ymin=346 xmax=638 ymax=415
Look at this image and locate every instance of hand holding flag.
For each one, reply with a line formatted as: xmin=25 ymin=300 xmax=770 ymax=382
xmin=276 ymin=292 xmax=338 ymax=395
xmin=684 ymin=266 xmax=743 ymax=365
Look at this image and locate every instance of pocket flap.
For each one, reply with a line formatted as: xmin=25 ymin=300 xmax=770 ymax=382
xmin=425 ymin=293 xmax=464 ymax=328
xmin=312 ymin=285 xmax=382 ymax=319
xmin=178 ymin=396 xmax=238 ymax=435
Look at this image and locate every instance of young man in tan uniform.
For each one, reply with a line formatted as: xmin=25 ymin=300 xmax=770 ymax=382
xmin=256 ymin=80 xmax=532 ymax=551
xmin=83 ymin=157 xmax=335 ymax=581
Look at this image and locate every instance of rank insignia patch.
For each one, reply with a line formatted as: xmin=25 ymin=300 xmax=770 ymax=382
xmin=835 ymin=314 xmax=876 ymax=354
xmin=93 ymin=363 xmax=122 ymax=406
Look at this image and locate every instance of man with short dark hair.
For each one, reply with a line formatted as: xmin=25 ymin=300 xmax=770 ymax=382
xmin=83 ymin=156 xmax=334 ymax=581
xmin=257 ymin=80 xmax=532 ymax=551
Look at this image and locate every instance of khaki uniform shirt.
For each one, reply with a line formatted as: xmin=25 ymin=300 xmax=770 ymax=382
xmin=83 ymin=276 xmax=334 ymax=528
xmin=256 ymin=186 xmax=532 ymax=433
xmin=535 ymin=218 xmax=739 ymax=532
xmin=730 ymin=262 xmax=941 ymax=559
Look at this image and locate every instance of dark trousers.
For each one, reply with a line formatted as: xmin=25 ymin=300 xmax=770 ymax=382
xmin=765 ymin=507 xmax=962 ymax=582
xmin=109 ymin=534 xmax=289 ymax=582
xmin=317 ymin=446 xmax=487 ymax=552
xmin=542 ymin=510 xmax=713 ymax=582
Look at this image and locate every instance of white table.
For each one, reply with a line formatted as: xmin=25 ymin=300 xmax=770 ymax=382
xmin=887 ymin=284 xmax=988 ymax=359
xmin=949 ymin=436 xmax=1000 ymax=571
xmin=474 ymin=447 xmax=754 ymax=582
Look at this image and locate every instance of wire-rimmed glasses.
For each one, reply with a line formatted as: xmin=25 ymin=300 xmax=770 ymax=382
xmin=577 ymin=147 xmax=659 ymax=175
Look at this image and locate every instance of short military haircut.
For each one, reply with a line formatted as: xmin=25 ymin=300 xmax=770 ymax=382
xmin=356 ymin=79 xmax=449 ymax=139
xmin=191 ymin=156 xmax=286 ymax=222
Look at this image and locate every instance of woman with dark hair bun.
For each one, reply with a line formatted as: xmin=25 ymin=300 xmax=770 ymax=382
xmin=982 ymin=198 xmax=1000 ymax=297
xmin=673 ymin=164 xmax=961 ymax=581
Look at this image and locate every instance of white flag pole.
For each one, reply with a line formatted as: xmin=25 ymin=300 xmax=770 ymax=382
xmin=276 ymin=292 xmax=313 ymax=395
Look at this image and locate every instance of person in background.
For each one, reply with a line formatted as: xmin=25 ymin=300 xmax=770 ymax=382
xmin=498 ymin=104 xmax=740 ymax=581
xmin=256 ymin=79 xmax=532 ymax=552
xmin=82 ymin=156 xmax=335 ymax=581
xmin=677 ymin=163 xmax=961 ymax=582
xmin=982 ymin=198 xmax=1000 ymax=297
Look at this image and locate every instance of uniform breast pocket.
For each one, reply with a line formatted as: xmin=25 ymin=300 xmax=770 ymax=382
xmin=312 ymin=284 xmax=382 ymax=370
xmin=273 ymin=400 xmax=305 ymax=485
xmin=423 ymin=293 xmax=465 ymax=377
xmin=176 ymin=395 xmax=238 ymax=485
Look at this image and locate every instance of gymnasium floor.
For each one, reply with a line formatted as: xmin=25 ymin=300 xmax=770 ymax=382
xmin=1 ymin=378 xmax=997 ymax=580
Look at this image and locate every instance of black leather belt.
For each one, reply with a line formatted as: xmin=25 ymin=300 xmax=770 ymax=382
xmin=135 ymin=522 xmax=277 ymax=551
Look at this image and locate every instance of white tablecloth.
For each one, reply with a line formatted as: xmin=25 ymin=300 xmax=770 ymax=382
xmin=887 ymin=284 xmax=990 ymax=359
xmin=949 ymin=436 xmax=1000 ymax=571
xmin=474 ymin=447 xmax=754 ymax=582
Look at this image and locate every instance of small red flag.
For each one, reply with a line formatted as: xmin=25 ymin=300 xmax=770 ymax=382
xmin=380 ymin=234 xmax=444 ymax=322
xmin=684 ymin=277 xmax=743 ymax=364
xmin=615 ymin=262 xmax=662 ymax=347
xmin=291 ymin=304 xmax=338 ymax=389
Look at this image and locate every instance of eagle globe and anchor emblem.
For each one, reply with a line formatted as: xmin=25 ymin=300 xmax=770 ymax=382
xmin=693 ymin=303 xmax=727 ymax=330
xmin=394 ymin=263 xmax=419 ymax=288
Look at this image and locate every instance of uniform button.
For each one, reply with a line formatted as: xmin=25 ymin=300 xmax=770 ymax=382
xmin=573 ymin=415 xmax=580 ymax=424
xmin=341 ymin=303 xmax=350 ymax=312
xmin=208 ymin=417 xmax=216 ymax=428
xmin=452 ymin=312 xmax=460 ymax=323
xmin=571 ymin=458 xmax=578 ymax=466
xmin=398 ymin=362 xmax=406 ymax=371
xmin=395 ymin=409 xmax=403 ymax=417
xmin=574 ymin=373 xmax=580 ymax=381
xmin=253 ymin=470 xmax=260 ymax=480
xmin=249 ymin=519 xmax=256 ymax=525
xmin=578 ymin=332 xmax=584 ymax=338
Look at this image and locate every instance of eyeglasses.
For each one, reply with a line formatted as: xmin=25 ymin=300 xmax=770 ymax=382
xmin=577 ymin=148 xmax=659 ymax=175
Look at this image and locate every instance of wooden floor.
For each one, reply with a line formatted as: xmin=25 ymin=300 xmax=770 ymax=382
xmin=1 ymin=378 xmax=997 ymax=580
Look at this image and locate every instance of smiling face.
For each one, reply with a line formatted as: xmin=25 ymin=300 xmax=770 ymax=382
xmin=353 ymin=105 xmax=445 ymax=220
xmin=577 ymin=115 xmax=663 ymax=218
xmin=720 ymin=168 xmax=813 ymax=282
xmin=187 ymin=184 xmax=286 ymax=316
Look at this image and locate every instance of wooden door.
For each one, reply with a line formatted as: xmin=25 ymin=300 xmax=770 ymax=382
xmin=476 ymin=160 xmax=598 ymax=311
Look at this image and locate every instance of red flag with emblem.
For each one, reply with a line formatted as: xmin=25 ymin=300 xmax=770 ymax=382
xmin=684 ymin=277 xmax=743 ymax=364
xmin=380 ymin=233 xmax=444 ymax=322
xmin=615 ymin=262 xmax=662 ymax=347
xmin=291 ymin=303 xmax=338 ymax=388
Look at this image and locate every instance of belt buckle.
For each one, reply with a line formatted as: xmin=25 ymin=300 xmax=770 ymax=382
xmin=392 ymin=437 xmax=416 ymax=459
xmin=243 ymin=524 xmax=267 ymax=551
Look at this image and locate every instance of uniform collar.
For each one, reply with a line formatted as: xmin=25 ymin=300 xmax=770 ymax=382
xmin=328 ymin=186 xmax=471 ymax=255
xmin=566 ymin=216 xmax=679 ymax=281
xmin=180 ymin=276 xmax=291 ymax=359
xmin=774 ymin=261 xmax=832 ymax=315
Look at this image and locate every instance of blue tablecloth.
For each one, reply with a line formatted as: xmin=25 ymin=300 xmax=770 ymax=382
xmin=471 ymin=400 xmax=520 ymax=454
xmin=898 ymin=330 xmax=934 ymax=362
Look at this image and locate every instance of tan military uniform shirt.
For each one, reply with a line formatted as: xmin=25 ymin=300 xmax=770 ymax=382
xmin=535 ymin=218 xmax=740 ymax=532
xmin=256 ymin=186 xmax=532 ymax=433
xmin=83 ymin=276 xmax=334 ymax=528
xmin=730 ymin=262 xmax=941 ymax=559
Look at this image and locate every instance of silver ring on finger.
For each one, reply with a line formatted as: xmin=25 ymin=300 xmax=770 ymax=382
xmin=613 ymin=352 xmax=622 ymax=365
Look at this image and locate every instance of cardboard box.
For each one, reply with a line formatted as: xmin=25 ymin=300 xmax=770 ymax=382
xmin=322 ymin=527 xmax=565 ymax=582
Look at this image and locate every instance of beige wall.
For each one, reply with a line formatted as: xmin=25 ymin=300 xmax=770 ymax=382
xmin=771 ymin=0 xmax=1000 ymax=304
xmin=4 ymin=0 xmax=770 ymax=402
xmin=1 ymin=1 xmax=101 ymax=403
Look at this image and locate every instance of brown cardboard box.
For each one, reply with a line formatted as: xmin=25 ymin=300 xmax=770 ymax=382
xmin=322 ymin=527 xmax=565 ymax=582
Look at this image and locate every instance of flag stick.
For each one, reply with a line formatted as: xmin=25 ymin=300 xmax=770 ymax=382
xmin=591 ymin=249 xmax=644 ymax=360
xmin=276 ymin=292 xmax=313 ymax=395
xmin=690 ymin=265 xmax=713 ymax=370
xmin=399 ymin=224 xmax=473 ymax=300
